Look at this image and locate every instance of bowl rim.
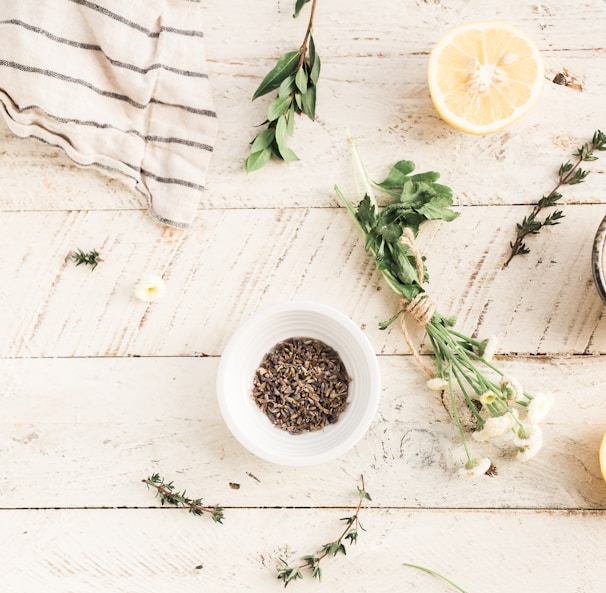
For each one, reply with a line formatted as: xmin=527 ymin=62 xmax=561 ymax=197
xmin=592 ymin=215 xmax=606 ymax=305
xmin=216 ymin=300 xmax=381 ymax=466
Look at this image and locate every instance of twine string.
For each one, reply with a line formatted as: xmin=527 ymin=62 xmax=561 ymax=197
xmin=398 ymin=228 xmax=436 ymax=377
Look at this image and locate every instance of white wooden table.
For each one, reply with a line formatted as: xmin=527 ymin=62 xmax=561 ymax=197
xmin=2 ymin=1 xmax=606 ymax=591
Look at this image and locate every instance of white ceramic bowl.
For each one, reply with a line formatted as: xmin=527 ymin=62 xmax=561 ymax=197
xmin=216 ymin=301 xmax=380 ymax=466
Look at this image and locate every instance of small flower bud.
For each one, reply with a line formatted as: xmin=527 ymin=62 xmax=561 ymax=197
xmin=479 ymin=390 xmax=497 ymax=405
xmin=527 ymin=392 xmax=554 ymax=424
xmin=499 ymin=375 xmax=524 ymax=401
xmin=472 ymin=412 xmax=516 ymax=442
xmin=426 ymin=377 xmax=449 ymax=391
xmin=479 ymin=336 xmax=499 ymax=361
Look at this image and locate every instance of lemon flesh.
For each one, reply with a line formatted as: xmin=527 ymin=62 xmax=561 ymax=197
xmin=428 ymin=21 xmax=544 ymax=134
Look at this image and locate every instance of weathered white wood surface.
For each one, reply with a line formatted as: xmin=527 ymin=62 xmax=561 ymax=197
xmin=3 ymin=509 xmax=605 ymax=592
xmin=2 ymin=0 xmax=606 ymax=591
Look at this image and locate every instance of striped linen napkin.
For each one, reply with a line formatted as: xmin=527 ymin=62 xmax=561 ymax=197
xmin=0 ymin=0 xmax=218 ymax=227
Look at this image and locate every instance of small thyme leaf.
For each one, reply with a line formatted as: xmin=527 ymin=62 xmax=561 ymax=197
xmin=142 ymin=474 xmax=224 ymax=524
xmin=505 ymin=129 xmax=606 ymax=266
xmin=70 ymin=248 xmax=102 ymax=271
xmin=276 ymin=475 xmax=369 ymax=586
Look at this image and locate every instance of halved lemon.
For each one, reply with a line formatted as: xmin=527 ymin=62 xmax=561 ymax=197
xmin=428 ymin=21 xmax=544 ymax=134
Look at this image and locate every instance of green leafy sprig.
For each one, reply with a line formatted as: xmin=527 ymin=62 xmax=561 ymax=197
xmin=245 ymin=0 xmax=320 ymax=173
xmin=142 ymin=473 xmax=224 ymax=524
xmin=276 ymin=476 xmax=371 ymax=587
xmin=70 ymin=248 xmax=102 ymax=271
xmin=336 ymin=135 xmax=551 ymax=475
xmin=505 ymin=129 xmax=606 ymax=266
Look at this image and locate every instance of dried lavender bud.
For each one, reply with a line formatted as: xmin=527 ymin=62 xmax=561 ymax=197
xmin=251 ymin=337 xmax=350 ymax=434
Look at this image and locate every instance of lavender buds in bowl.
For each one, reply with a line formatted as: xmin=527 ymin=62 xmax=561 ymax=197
xmin=216 ymin=301 xmax=380 ymax=466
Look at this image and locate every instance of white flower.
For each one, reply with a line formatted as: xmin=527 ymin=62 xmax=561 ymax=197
xmin=458 ymin=457 xmax=492 ymax=477
xmin=516 ymin=437 xmax=543 ymax=461
xmin=479 ymin=390 xmax=497 ymax=405
xmin=134 ymin=275 xmax=166 ymax=302
xmin=499 ymin=375 xmax=524 ymax=401
xmin=472 ymin=412 xmax=516 ymax=442
xmin=479 ymin=336 xmax=499 ymax=361
xmin=527 ymin=392 xmax=554 ymax=425
xmin=514 ymin=423 xmax=542 ymax=445
xmin=427 ymin=377 xmax=449 ymax=391
xmin=514 ymin=424 xmax=543 ymax=461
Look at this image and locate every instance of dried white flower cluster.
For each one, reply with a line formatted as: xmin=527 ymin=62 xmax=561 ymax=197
xmin=428 ymin=362 xmax=554 ymax=477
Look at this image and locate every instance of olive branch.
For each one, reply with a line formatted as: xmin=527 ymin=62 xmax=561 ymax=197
xmin=245 ymin=0 xmax=320 ymax=172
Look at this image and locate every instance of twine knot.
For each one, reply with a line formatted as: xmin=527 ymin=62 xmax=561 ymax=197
xmin=398 ymin=228 xmax=436 ymax=377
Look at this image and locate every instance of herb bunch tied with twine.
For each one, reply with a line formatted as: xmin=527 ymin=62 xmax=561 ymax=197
xmin=335 ymin=136 xmax=553 ymax=476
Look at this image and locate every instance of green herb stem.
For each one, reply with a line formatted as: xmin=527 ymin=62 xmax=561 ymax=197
xmin=505 ymin=129 xmax=606 ymax=266
xmin=142 ymin=474 xmax=224 ymax=524
xmin=404 ymin=563 xmax=471 ymax=593
xmin=277 ymin=475 xmax=370 ymax=587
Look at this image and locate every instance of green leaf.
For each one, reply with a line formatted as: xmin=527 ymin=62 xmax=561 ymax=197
xmin=308 ymin=36 xmax=321 ymax=85
xmin=253 ymin=50 xmax=301 ymax=100
xmin=275 ymin=115 xmax=287 ymax=151
xmin=294 ymin=91 xmax=303 ymax=111
xmin=278 ymin=74 xmax=296 ymax=99
xmin=275 ymin=139 xmax=299 ymax=163
xmin=249 ymin=128 xmax=276 ymax=153
xmin=267 ymin=95 xmax=292 ymax=122
xmin=286 ymin=103 xmax=296 ymax=135
xmin=301 ymin=85 xmax=316 ymax=120
xmin=295 ymin=66 xmax=308 ymax=94
xmin=355 ymin=195 xmax=379 ymax=233
xmin=245 ymin=146 xmax=272 ymax=173
xmin=417 ymin=195 xmax=460 ymax=222
xmin=293 ymin=0 xmax=311 ymax=17
xmin=375 ymin=160 xmax=416 ymax=190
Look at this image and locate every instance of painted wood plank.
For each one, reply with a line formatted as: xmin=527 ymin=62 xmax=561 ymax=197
xmin=1 ymin=356 xmax=605 ymax=509
xmin=1 ymin=508 xmax=604 ymax=592
xmin=1 ymin=49 xmax=605 ymax=213
xmin=0 ymin=207 xmax=605 ymax=358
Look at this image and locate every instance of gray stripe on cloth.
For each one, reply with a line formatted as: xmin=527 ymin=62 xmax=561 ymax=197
xmin=0 ymin=20 xmax=209 ymax=78
xmin=0 ymin=92 xmax=213 ymax=151
xmin=68 ymin=0 xmax=205 ymax=38
xmin=0 ymin=60 xmax=217 ymax=117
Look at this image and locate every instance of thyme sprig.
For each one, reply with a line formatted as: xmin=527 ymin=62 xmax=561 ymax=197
xmin=505 ymin=129 xmax=606 ymax=266
xmin=276 ymin=476 xmax=371 ymax=587
xmin=70 ymin=248 xmax=102 ymax=270
xmin=245 ymin=0 xmax=320 ymax=172
xmin=142 ymin=473 xmax=224 ymax=524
